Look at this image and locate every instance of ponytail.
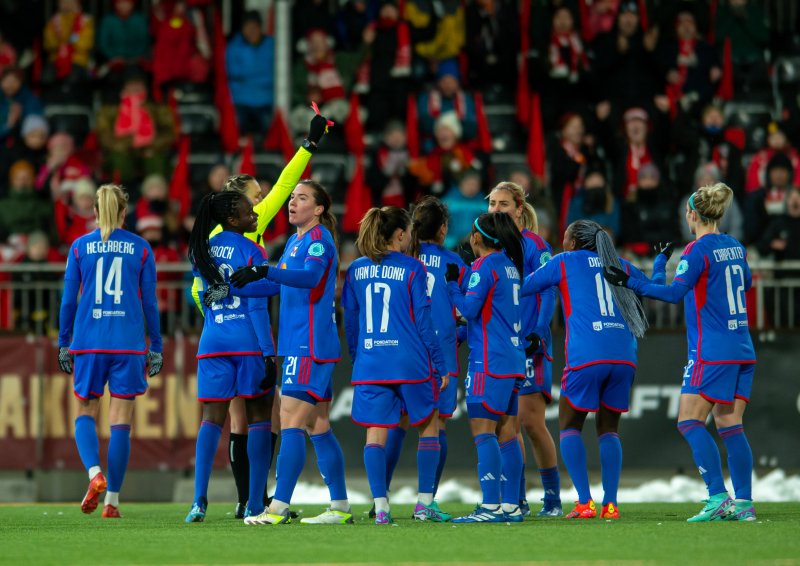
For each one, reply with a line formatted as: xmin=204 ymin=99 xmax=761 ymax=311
xmin=473 ymin=212 xmax=524 ymax=275
xmin=521 ymin=202 xmax=538 ymax=233
xmin=188 ymin=192 xmax=245 ymax=285
xmin=691 ymin=182 xmax=734 ymax=224
xmin=410 ymin=196 xmax=449 ymax=258
xmin=95 ymin=184 xmax=128 ymax=242
xmin=568 ymin=219 xmax=649 ymax=338
xmin=356 ymin=206 xmax=410 ymax=263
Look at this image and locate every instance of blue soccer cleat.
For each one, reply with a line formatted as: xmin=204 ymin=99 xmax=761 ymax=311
xmin=185 ymin=497 xmax=208 ymax=523
xmin=537 ymin=499 xmax=563 ymax=517
xmin=504 ymin=506 xmax=525 ymax=523
xmin=687 ymin=493 xmax=734 ymax=522
xmin=519 ymin=499 xmax=531 ymax=517
xmin=452 ymin=505 xmax=507 ymax=523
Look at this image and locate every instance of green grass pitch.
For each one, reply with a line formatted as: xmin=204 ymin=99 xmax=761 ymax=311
xmin=2 ymin=503 xmax=799 ymax=565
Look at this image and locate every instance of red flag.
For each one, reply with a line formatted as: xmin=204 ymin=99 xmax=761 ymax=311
xmin=517 ymin=0 xmax=531 ymax=125
xmin=169 ymin=135 xmax=191 ymax=219
xmin=708 ymin=0 xmax=719 ymax=43
xmin=474 ymin=92 xmax=493 ymax=153
xmin=527 ymin=92 xmax=545 ymax=179
xmin=578 ymin=0 xmax=591 ymax=42
xmin=341 ymin=156 xmax=372 ymax=234
xmin=406 ymin=94 xmax=420 ymax=158
xmin=637 ymin=0 xmax=649 ymax=31
xmin=240 ymin=136 xmax=256 ymax=175
xmin=212 ymin=8 xmax=240 ymax=153
xmin=716 ymin=37 xmax=734 ymax=101
xmin=263 ymin=109 xmax=295 ymax=162
xmin=344 ymin=93 xmax=366 ymax=155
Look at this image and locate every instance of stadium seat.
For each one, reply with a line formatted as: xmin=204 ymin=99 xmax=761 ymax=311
xmin=44 ymin=104 xmax=93 ymax=146
xmin=772 ymin=55 xmax=800 ymax=115
xmin=480 ymin=84 xmax=515 ymax=106
xmin=252 ymin=152 xmax=285 ymax=184
xmin=483 ymin=104 xmax=525 ymax=154
xmin=178 ymin=104 xmax=218 ymax=137
xmin=723 ymin=102 xmax=775 ymax=153
xmin=310 ymin=154 xmax=348 ymax=199
xmin=171 ymin=82 xmax=214 ymax=105
xmin=491 ymin=153 xmax=529 ymax=182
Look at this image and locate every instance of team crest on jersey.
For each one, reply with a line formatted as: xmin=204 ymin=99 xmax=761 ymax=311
xmin=92 ymin=309 xmax=102 ymax=319
xmin=364 ymin=338 xmax=373 ymax=350
xmin=468 ymin=272 xmax=481 ymax=288
xmin=289 ymin=245 xmax=299 ymax=257
xmin=676 ymin=259 xmax=689 ymax=275
xmin=592 ymin=321 xmax=602 ymax=331
xmin=308 ymin=242 xmax=325 ymax=257
xmin=540 ymin=251 xmax=551 ymax=267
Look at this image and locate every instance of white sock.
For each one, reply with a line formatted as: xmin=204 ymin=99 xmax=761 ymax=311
xmin=270 ymin=499 xmax=290 ymax=514
xmin=88 ymin=466 xmax=102 ymax=480
xmin=374 ymin=497 xmax=389 ymax=513
xmin=330 ymin=499 xmax=350 ymax=512
xmin=502 ymin=503 xmax=519 ymax=514
xmin=418 ymin=493 xmax=433 ymax=505
xmin=482 ymin=503 xmax=500 ymax=511
xmin=105 ymin=491 xmax=119 ymax=507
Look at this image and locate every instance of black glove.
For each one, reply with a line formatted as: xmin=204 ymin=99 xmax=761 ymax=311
xmin=260 ymin=356 xmax=277 ymax=391
xmin=203 ymin=283 xmax=230 ymax=307
xmin=58 ymin=346 xmax=73 ymax=374
xmin=307 ymin=113 xmax=329 ymax=145
xmin=230 ymin=265 xmax=269 ymax=288
xmin=654 ymin=241 xmax=674 ymax=260
xmin=524 ymin=332 xmax=542 ymax=358
xmin=445 ymin=263 xmax=460 ymax=283
xmin=604 ymin=266 xmax=630 ymax=287
xmin=147 ymin=351 xmax=163 ymax=377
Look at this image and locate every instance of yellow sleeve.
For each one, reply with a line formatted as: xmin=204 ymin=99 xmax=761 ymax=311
xmin=191 ymin=276 xmax=204 ymax=314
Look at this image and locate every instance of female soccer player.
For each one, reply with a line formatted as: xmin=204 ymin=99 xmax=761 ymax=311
xmin=227 ymin=180 xmax=352 ymax=525
xmin=487 ymin=182 xmax=561 ymax=517
xmin=184 ymin=191 xmax=278 ymax=523
xmin=191 ymin=111 xmax=330 ymax=518
xmin=605 ymin=183 xmax=757 ymax=522
xmin=445 ymin=212 xmax=527 ymax=523
xmin=522 ymin=219 xmax=651 ymax=520
xmin=58 ymin=184 xmax=163 ymax=518
xmin=342 ymin=206 xmax=449 ymax=525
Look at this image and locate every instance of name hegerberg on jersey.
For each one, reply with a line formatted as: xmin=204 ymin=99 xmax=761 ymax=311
xmin=352 ymin=264 xmax=406 ymax=281
xmin=85 ymin=241 xmax=136 ymax=255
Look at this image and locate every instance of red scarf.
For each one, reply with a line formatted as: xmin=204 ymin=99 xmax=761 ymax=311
xmin=115 ymin=93 xmax=156 ymax=148
xmin=427 ymin=90 xmax=466 ymax=119
xmin=549 ymin=31 xmax=585 ymax=81
xmin=625 ymin=144 xmax=651 ymax=198
xmin=676 ymin=38 xmax=697 ymax=91
xmin=306 ymin=54 xmax=345 ymax=102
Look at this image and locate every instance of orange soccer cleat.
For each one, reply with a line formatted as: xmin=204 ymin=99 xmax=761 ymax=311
xmin=80 ymin=472 xmax=107 ymax=514
xmin=600 ymin=502 xmax=620 ymax=519
xmin=564 ymin=499 xmax=597 ymax=519
xmin=102 ymin=504 xmax=121 ymax=518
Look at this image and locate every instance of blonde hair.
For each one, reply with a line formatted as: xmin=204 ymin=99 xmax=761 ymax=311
xmin=691 ymin=182 xmax=734 ymax=223
xmin=356 ymin=206 xmax=410 ymax=263
xmin=95 ymin=184 xmax=129 ymax=242
xmin=489 ymin=182 xmax=538 ymax=232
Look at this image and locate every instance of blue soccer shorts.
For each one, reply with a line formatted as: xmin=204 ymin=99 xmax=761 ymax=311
xmin=681 ymin=355 xmax=754 ymax=404
xmin=518 ymin=353 xmax=553 ymax=402
xmin=438 ymin=375 xmax=459 ymax=418
xmin=560 ymin=363 xmax=636 ymax=413
xmin=465 ymin=364 xmax=518 ymax=421
xmin=281 ymin=356 xmax=334 ymax=405
xmin=73 ymin=353 xmax=147 ymax=400
xmin=351 ymin=379 xmax=438 ymax=428
xmin=197 ymin=355 xmax=271 ymax=402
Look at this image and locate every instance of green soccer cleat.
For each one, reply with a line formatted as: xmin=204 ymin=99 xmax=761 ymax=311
xmin=687 ymin=493 xmax=734 ymax=522
xmin=412 ymin=501 xmax=451 ymax=522
xmin=185 ymin=497 xmax=207 ymax=523
xmin=300 ymin=509 xmax=354 ymax=524
xmin=724 ymin=500 xmax=757 ymax=522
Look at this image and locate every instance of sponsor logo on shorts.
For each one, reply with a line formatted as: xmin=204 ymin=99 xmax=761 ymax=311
xmin=308 ymin=242 xmax=325 ymax=257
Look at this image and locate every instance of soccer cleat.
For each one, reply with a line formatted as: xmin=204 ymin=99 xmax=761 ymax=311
xmin=600 ymin=502 xmax=620 ymax=519
xmin=564 ymin=500 xmax=597 ymax=519
xmin=504 ymin=506 xmax=525 ymax=523
xmin=537 ymin=500 xmax=564 ymax=517
xmin=80 ymin=472 xmax=107 ymax=514
xmin=413 ymin=501 xmax=451 ymax=522
xmin=300 ymin=509 xmax=354 ymax=524
xmin=185 ymin=497 xmax=207 ymax=523
xmin=234 ymin=503 xmax=246 ymax=519
xmin=244 ymin=508 xmax=291 ymax=525
xmin=374 ymin=511 xmax=392 ymax=525
xmin=724 ymin=499 xmax=756 ymax=522
xmin=452 ymin=505 xmax=507 ymax=523
xmin=101 ymin=504 xmax=121 ymax=518
xmin=519 ymin=499 xmax=531 ymax=517
xmin=686 ymin=493 xmax=734 ymax=522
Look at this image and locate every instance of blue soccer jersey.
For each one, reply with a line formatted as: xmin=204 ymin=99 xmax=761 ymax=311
xmin=628 ymin=233 xmax=756 ymax=364
xmin=419 ymin=242 xmax=468 ymax=376
xmin=342 ymin=251 xmax=447 ymax=384
xmin=59 ymin=228 xmax=162 ymax=354
xmin=447 ymin=251 xmax=525 ymax=378
xmin=194 ymin=231 xmax=276 ymax=359
xmin=521 ymin=229 xmax=556 ymax=356
xmin=267 ymin=224 xmax=341 ymax=362
xmin=523 ymin=250 xmax=648 ymax=370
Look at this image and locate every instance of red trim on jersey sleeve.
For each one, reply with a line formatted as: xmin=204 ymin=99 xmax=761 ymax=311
xmin=558 ymin=261 xmax=572 ymax=368
xmin=682 ymin=240 xmax=698 ymax=256
xmin=73 ymin=246 xmax=79 ymax=260
xmin=522 ymin=229 xmax=547 ymax=250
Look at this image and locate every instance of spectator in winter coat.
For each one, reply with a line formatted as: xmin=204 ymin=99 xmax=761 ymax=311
xmin=679 ymin=162 xmax=744 ymax=243
xmin=42 ymin=0 xmax=94 ymax=83
xmin=714 ymin=0 xmax=769 ymax=88
xmin=442 ymin=169 xmax=487 ymax=249
xmin=150 ymin=0 xmax=210 ymax=94
xmin=619 ymin=162 xmax=679 ymax=255
xmin=98 ymin=0 xmax=149 ymax=65
xmin=35 ymin=132 xmax=90 ymax=202
xmin=744 ymin=152 xmax=796 ymax=245
xmin=757 ymin=187 xmax=800 ymax=262
xmin=745 ymin=121 xmax=800 ymax=193
xmin=366 ymin=121 xmax=417 ymax=208
xmin=566 ymin=168 xmax=621 ymax=239
xmin=0 ymin=161 xmax=53 ymax=242
xmin=0 ymin=67 xmax=43 ymax=142
xmin=416 ymin=59 xmax=477 ymax=153
xmin=464 ymin=0 xmax=518 ymax=89
xmin=226 ymin=11 xmax=275 ymax=136
xmin=54 ymin=176 xmax=96 ymax=247
xmin=0 ymin=115 xmax=49 ymax=195
xmin=0 ymin=31 xmax=17 ymax=76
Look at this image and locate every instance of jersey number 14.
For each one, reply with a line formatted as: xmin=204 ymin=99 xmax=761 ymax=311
xmin=95 ymin=257 xmax=123 ymax=304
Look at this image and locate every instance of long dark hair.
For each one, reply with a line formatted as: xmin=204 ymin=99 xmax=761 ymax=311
xmin=472 ymin=212 xmax=524 ymax=275
xmin=296 ymin=179 xmax=339 ymax=249
xmin=188 ymin=191 xmax=246 ymax=285
xmin=410 ymin=196 xmax=449 ymax=258
xmin=568 ymin=219 xmax=649 ymax=338
xmin=356 ymin=206 xmax=411 ymax=263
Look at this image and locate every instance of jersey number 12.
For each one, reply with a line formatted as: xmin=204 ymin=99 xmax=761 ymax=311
xmin=95 ymin=257 xmax=123 ymax=304
xmin=724 ymin=264 xmax=746 ymax=315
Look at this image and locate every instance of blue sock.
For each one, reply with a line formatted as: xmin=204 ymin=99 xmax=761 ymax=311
xmin=500 ymin=438 xmax=523 ymax=506
xmin=598 ymin=432 xmax=622 ymax=506
xmin=678 ymin=420 xmax=726 ymax=496
xmin=246 ymin=421 xmax=272 ymax=515
xmin=719 ymin=424 xmax=753 ymax=501
xmin=310 ymin=429 xmax=348 ymax=502
xmin=364 ymin=443 xmax=387 ymax=499
xmin=273 ymin=428 xmax=306 ymax=504
xmin=417 ymin=436 xmax=440 ymax=495
xmin=474 ymin=433 xmax=501 ymax=506
xmin=539 ymin=467 xmax=561 ymax=504
xmin=194 ymin=420 xmax=223 ymax=502
xmin=434 ymin=430 xmax=448 ymax=496
xmin=74 ymin=415 xmax=100 ymax=472
xmin=560 ymin=428 xmax=592 ymax=504
xmin=384 ymin=427 xmax=406 ymax=488
xmin=107 ymin=424 xmax=131 ymax=493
